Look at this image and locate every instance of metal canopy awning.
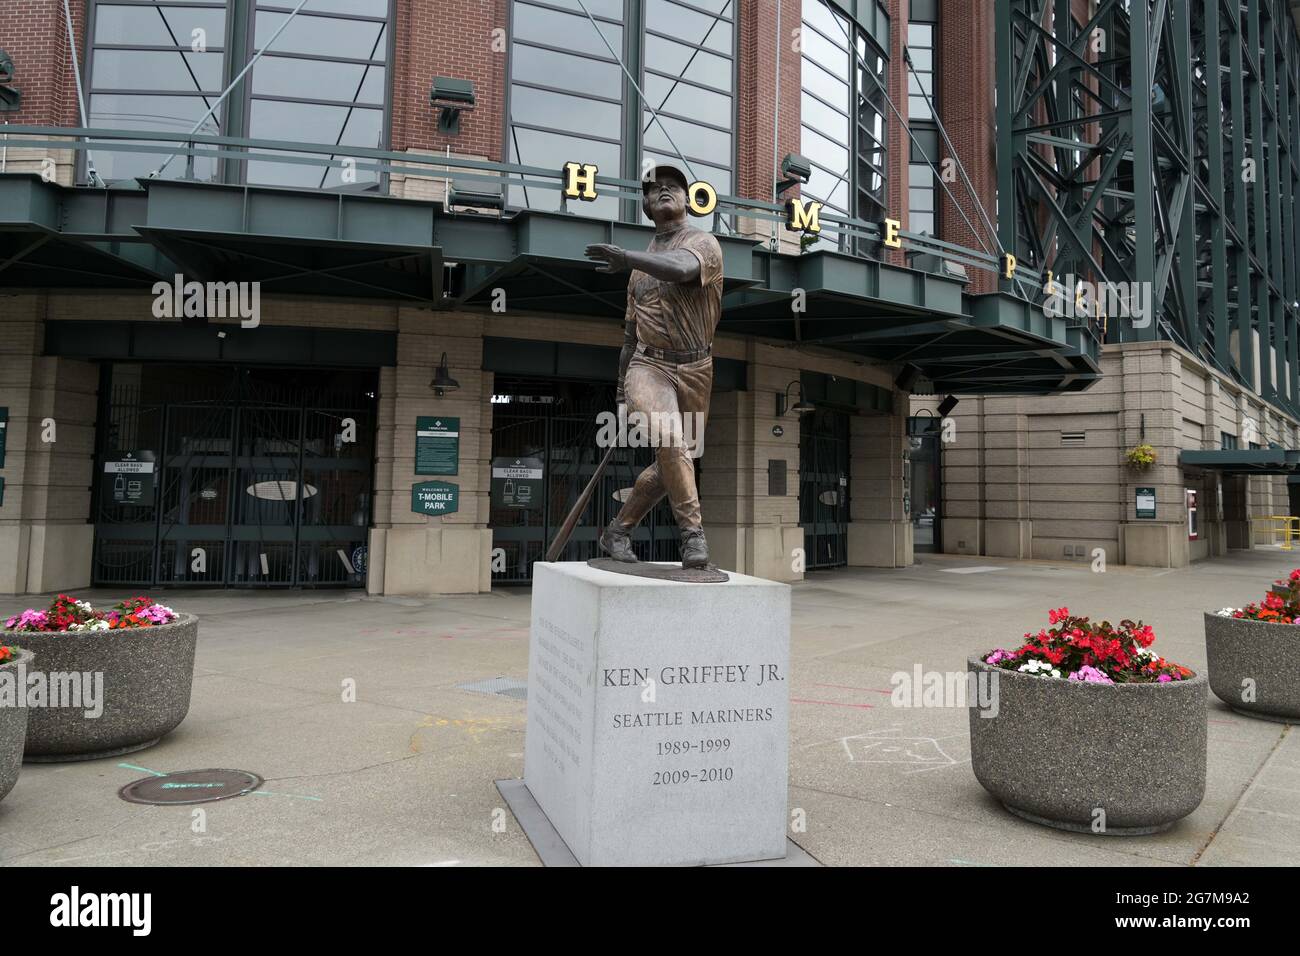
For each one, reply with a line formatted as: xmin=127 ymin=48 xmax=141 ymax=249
xmin=723 ymin=254 xmax=1099 ymax=394
xmin=134 ymin=179 xmax=443 ymax=306
xmin=457 ymin=210 xmax=761 ymax=318
xmin=1181 ymin=449 xmax=1300 ymax=475
xmin=0 ymin=173 xmax=1099 ymax=394
xmin=0 ymin=177 xmax=172 ymax=287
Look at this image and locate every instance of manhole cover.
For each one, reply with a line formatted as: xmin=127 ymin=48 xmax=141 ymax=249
xmin=456 ymin=676 xmax=528 ymax=700
xmin=119 ymin=769 xmax=263 ymax=806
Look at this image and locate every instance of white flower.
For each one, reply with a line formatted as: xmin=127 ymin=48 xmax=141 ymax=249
xmin=1216 ymin=608 xmax=1238 ymax=617
xmin=1050 ymin=669 xmax=1061 ymax=679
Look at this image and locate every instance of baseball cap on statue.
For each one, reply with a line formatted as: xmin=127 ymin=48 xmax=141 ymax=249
xmin=641 ymin=162 xmax=690 ymax=193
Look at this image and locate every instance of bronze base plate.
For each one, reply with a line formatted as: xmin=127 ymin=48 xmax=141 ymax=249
xmin=587 ymin=557 xmax=729 ymax=583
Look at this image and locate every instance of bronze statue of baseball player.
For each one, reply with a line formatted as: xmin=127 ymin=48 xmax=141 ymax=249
xmin=584 ymin=164 xmax=724 ymax=569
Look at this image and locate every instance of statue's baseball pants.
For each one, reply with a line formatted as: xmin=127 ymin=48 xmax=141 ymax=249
xmin=614 ymin=353 xmax=712 ymax=532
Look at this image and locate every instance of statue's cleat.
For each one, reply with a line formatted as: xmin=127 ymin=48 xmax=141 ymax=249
xmin=599 ymin=521 xmax=638 ymax=562
xmin=680 ymin=528 xmax=709 ymax=569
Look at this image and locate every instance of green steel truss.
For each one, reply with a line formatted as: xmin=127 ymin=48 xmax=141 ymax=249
xmin=997 ymin=0 xmax=1300 ymax=415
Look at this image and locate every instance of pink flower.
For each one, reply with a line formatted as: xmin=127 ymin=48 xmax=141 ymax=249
xmin=985 ymin=649 xmax=1015 ymax=665
xmin=1067 ymin=665 xmax=1114 ymax=685
xmin=1157 ymin=674 xmax=1173 ymax=683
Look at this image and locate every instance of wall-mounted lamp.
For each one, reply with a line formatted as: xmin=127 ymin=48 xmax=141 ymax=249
xmin=937 ymin=394 xmax=959 ymax=417
xmin=0 ymin=49 xmax=20 ymax=112
xmin=430 ymin=76 xmax=475 ymax=134
xmin=776 ymin=380 xmax=815 ymax=417
xmin=429 ymin=352 xmax=460 ymax=396
xmin=776 ymin=153 xmax=812 ymax=196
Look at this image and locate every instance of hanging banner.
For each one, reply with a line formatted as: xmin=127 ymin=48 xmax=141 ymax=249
xmin=103 ymin=450 xmax=157 ymax=506
xmin=0 ymin=405 xmax=7 ymax=468
xmin=415 ymin=416 xmax=459 ymax=475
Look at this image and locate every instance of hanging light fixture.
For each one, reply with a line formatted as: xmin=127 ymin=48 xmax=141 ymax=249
xmin=430 ymin=352 xmax=460 ymax=396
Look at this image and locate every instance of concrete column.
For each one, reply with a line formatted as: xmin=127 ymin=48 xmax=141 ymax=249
xmin=847 ymin=394 xmax=912 ymax=568
xmin=701 ymin=345 xmax=802 ymax=582
xmin=0 ymin=294 xmax=97 ymax=594
xmin=1117 ymin=348 xmax=1189 ymax=568
xmin=983 ymin=397 xmax=1032 ymax=558
xmin=367 ymin=308 xmax=493 ymax=595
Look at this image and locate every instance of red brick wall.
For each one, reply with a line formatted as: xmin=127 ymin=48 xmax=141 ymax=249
xmin=736 ymin=0 xmax=801 ymax=205
xmin=884 ymin=0 xmax=910 ymax=266
xmin=0 ymin=0 xmax=83 ymax=127
xmin=937 ymin=0 xmax=997 ymax=292
xmin=390 ymin=0 xmax=507 ymax=161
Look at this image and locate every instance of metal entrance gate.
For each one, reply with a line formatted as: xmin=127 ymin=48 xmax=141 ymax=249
xmin=92 ymin=365 xmax=377 ymax=588
xmin=799 ymin=408 xmax=851 ymax=569
xmin=489 ymin=378 xmax=680 ymax=584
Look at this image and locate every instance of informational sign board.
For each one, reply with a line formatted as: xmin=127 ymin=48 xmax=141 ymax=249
xmin=415 ymin=416 xmax=459 ymax=475
xmin=411 ymin=480 xmax=459 ymax=516
xmin=1135 ymin=486 xmax=1157 ymax=519
xmin=491 ymin=456 xmax=544 ymax=509
xmin=0 ymin=405 xmax=7 ymax=468
xmin=103 ymin=450 xmax=157 ymax=506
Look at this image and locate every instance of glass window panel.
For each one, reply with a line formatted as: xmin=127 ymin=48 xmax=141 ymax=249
xmin=92 ymin=49 xmax=223 ymax=92
xmin=646 ymin=0 xmax=733 ymax=55
xmin=250 ymin=99 xmax=383 ymax=147
xmin=807 ymin=175 xmax=849 ymax=212
xmin=90 ymin=90 xmax=218 ymax=133
xmin=911 ymin=212 xmax=934 ymax=233
xmin=507 ymin=128 xmax=621 ymax=218
xmin=512 ymin=85 xmax=621 ymax=137
xmin=252 ymin=56 xmax=385 ymax=104
xmin=644 ymin=34 xmax=731 ymax=90
xmin=254 ymin=12 xmax=386 ymax=60
xmin=910 ymin=48 xmax=932 ymax=71
xmin=802 ymin=0 xmax=847 ymax=44
xmin=260 ymin=0 xmax=388 ymax=15
xmin=246 ymin=147 xmax=377 ymax=188
xmin=644 ymin=72 xmax=732 ymax=128
xmin=800 ymin=90 xmax=849 ymax=145
xmin=94 ymin=5 xmax=227 ymax=46
xmin=512 ymin=43 xmax=621 ymax=90
xmin=801 ymin=126 xmax=848 ymax=174
xmin=89 ymin=93 xmax=220 ymax=181
xmin=801 ymin=27 xmax=849 ymax=76
xmin=801 ymin=59 xmax=849 ymax=111
xmin=642 ymin=113 xmax=730 ymax=164
xmin=909 ymin=95 xmax=932 ymax=118
xmin=909 ymin=163 xmax=934 ymax=186
xmin=521 ymin=0 xmax=625 ymax=19
xmin=911 ymin=188 xmax=934 ymax=211
xmin=512 ymin=4 xmax=622 ymax=59
xmin=907 ymin=23 xmax=933 ymax=46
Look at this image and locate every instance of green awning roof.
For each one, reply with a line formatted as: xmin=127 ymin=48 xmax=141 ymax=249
xmin=0 ymin=173 xmax=1100 ymax=395
xmin=1181 ymin=449 xmax=1300 ymax=474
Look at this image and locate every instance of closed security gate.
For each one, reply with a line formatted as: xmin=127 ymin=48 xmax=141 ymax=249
xmin=93 ymin=365 xmax=376 ymax=588
xmin=799 ymin=408 xmax=850 ymax=569
xmin=490 ymin=378 xmax=680 ymax=584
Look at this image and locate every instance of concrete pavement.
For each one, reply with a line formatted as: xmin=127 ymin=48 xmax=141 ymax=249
xmin=1 ymin=549 xmax=1297 ymax=866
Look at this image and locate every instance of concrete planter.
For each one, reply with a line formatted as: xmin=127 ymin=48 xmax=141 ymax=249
xmin=5 ymin=614 xmax=198 ymax=761
xmin=967 ymin=657 xmax=1207 ymax=835
xmin=0 ymin=648 xmax=34 ymax=802
xmin=1203 ymin=612 xmax=1300 ymax=723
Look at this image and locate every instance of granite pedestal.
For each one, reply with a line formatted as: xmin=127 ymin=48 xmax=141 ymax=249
xmin=522 ymin=561 xmax=791 ymax=866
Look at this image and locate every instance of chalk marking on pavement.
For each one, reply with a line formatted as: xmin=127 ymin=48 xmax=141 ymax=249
xmin=118 ymin=762 xmax=167 ymax=777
